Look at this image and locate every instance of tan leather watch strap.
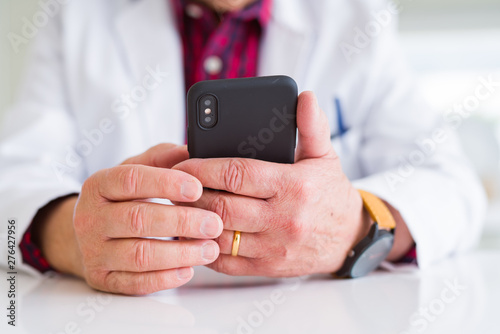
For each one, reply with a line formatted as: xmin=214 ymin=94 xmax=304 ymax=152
xmin=358 ymin=190 xmax=396 ymax=230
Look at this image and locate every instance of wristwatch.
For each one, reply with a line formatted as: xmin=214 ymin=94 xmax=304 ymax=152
xmin=334 ymin=190 xmax=396 ymax=278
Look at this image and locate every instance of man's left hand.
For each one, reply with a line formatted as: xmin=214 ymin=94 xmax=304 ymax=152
xmin=173 ymin=92 xmax=370 ymax=277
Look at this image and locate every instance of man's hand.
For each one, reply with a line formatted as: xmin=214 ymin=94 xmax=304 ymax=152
xmin=172 ymin=92 xmax=372 ymax=277
xmin=36 ymin=144 xmax=223 ymax=295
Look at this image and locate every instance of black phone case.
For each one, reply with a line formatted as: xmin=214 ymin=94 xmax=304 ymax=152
xmin=187 ymin=76 xmax=298 ymax=164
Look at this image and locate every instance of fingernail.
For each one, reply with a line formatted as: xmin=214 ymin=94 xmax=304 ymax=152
xmin=176 ymin=267 xmax=193 ymax=280
xmin=181 ymin=180 xmax=200 ymax=200
xmin=201 ymin=243 xmax=218 ymax=261
xmin=200 ymin=216 xmax=221 ymax=237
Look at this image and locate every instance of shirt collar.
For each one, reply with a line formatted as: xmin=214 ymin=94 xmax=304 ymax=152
xmin=232 ymin=0 xmax=272 ymax=26
xmin=171 ymin=0 xmax=272 ymax=27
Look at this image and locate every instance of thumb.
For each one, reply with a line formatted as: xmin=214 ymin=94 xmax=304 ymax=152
xmin=295 ymin=91 xmax=336 ymax=161
xmin=122 ymin=143 xmax=189 ymax=168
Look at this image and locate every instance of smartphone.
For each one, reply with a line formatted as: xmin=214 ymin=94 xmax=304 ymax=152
xmin=187 ymin=76 xmax=298 ymax=164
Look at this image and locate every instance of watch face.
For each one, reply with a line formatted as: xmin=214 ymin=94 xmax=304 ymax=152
xmin=351 ymin=236 xmax=394 ymax=278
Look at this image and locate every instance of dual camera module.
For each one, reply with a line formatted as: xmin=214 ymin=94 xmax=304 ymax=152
xmin=198 ymin=94 xmax=218 ymax=129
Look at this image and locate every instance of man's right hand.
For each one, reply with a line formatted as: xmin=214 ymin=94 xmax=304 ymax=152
xmin=35 ymin=144 xmax=223 ymax=295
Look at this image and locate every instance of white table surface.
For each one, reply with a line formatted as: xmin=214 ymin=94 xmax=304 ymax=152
xmin=2 ymin=245 xmax=500 ymax=334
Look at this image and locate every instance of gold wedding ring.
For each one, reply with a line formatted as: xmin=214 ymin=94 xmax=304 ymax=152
xmin=231 ymin=231 xmax=241 ymax=256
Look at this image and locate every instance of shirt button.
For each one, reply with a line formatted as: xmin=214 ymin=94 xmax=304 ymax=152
xmin=186 ymin=4 xmax=203 ymax=19
xmin=204 ymin=56 xmax=223 ymax=75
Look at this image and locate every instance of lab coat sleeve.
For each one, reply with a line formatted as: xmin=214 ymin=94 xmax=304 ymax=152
xmin=0 ymin=13 xmax=84 ymax=275
xmin=350 ymin=4 xmax=487 ymax=268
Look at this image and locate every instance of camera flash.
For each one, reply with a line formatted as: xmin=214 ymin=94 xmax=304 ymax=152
xmin=204 ymin=108 xmax=212 ymax=115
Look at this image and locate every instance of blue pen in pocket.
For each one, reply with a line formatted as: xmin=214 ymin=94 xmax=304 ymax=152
xmin=333 ymin=97 xmax=348 ymax=155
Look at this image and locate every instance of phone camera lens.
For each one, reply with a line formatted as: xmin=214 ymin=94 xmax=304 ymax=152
xmin=198 ymin=94 xmax=217 ymax=129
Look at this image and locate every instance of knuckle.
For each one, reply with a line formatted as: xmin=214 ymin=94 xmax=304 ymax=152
xmin=119 ymin=166 xmax=141 ymax=197
xmin=174 ymin=208 xmax=191 ymax=237
xmin=272 ymin=245 xmax=292 ymax=266
xmin=82 ymin=169 xmax=108 ymax=198
xmin=210 ymin=195 xmax=231 ymax=224
xmin=132 ymin=240 xmax=152 ymax=271
xmin=104 ymin=272 xmax=129 ymax=294
xmin=80 ymin=174 xmax=103 ymax=205
xmin=73 ymin=203 xmax=93 ymax=237
xmin=295 ymin=179 xmax=315 ymax=201
xmin=75 ymin=176 xmax=108 ymax=236
xmin=223 ymin=160 xmax=246 ymax=193
xmin=284 ymin=215 xmax=308 ymax=243
xmin=129 ymin=204 xmax=150 ymax=236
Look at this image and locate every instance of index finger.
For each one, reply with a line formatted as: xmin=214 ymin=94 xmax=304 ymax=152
xmin=89 ymin=165 xmax=203 ymax=202
xmin=172 ymin=158 xmax=287 ymax=199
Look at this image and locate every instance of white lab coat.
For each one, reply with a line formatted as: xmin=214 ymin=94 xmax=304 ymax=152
xmin=0 ymin=0 xmax=486 ymax=275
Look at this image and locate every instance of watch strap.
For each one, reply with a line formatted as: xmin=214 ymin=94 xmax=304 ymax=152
xmin=358 ymin=190 xmax=396 ymax=230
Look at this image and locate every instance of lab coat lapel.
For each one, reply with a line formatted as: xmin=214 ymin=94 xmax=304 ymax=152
xmin=114 ymin=0 xmax=182 ymax=83
xmin=258 ymin=0 xmax=314 ymax=88
xmin=114 ymin=0 xmax=186 ymax=145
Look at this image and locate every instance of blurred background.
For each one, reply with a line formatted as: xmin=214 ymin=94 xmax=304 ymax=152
xmin=1 ymin=0 xmax=499 ymax=241
xmin=397 ymin=0 xmax=500 ymax=245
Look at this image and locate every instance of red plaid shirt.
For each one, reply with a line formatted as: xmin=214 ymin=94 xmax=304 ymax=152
xmin=172 ymin=0 xmax=271 ymax=92
xmin=19 ymin=227 xmax=51 ymax=272
xmin=20 ymin=0 xmax=416 ymax=272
